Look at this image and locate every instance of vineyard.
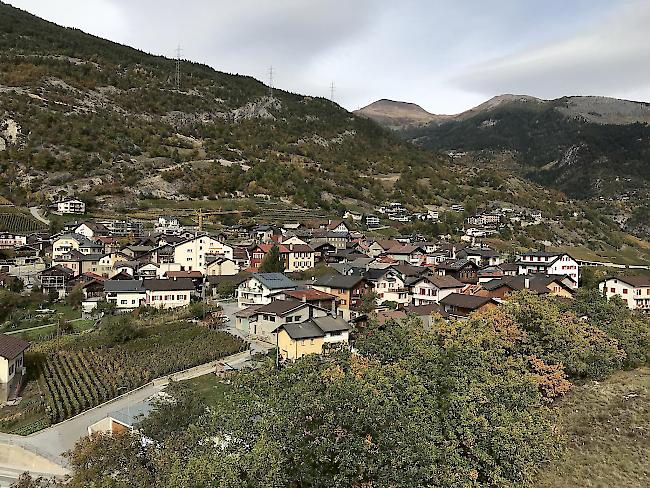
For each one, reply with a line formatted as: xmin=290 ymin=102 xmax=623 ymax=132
xmin=33 ymin=324 xmax=245 ymax=423
xmin=0 ymin=210 xmax=46 ymax=233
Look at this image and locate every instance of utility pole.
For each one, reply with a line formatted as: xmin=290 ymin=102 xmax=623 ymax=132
xmin=329 ymin=81 xmax=335 ymax=101
xmin=175 ymin=44 xmax=182 ymax=90
xmin=268 ymin=65 xmax=275 ymax=99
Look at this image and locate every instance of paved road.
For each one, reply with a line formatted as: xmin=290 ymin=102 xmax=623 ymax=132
xmin=0 ymin=342 xmax=271 ymax=485
xmin=28 ymin=207 xmax=50 ymax=226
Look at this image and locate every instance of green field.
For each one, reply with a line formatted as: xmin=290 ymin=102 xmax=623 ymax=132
xmin=537 ymin=368 xmax=650 ymax=488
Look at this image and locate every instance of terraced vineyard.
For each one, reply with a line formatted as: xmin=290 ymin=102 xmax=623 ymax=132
xmin=0 ymin=210 xmax=47 ymax=233
xmin=35 ymin=326 xmax=245 ymax=423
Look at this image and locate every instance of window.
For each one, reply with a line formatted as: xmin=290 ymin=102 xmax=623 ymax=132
xmin=610 ymin=287 xmax=615 ymax=293
xmin=121 ymin=300 xmax=127 ymax=305
xmin=9 ymin=364 xmax=15 ymax=376
xmin=623 ymin=289 xmax=628 ymax=294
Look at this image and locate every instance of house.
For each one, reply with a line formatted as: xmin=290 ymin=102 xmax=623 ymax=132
xmin=385 ymin=244 xmax=425 ymax=266
xmin=476 ymin=275 xmax=574 ymax=300
xmin=311 ymin=274 xmax=370 ymax=319
xmin=436 ymin=259 xmax=479 ymax=284
xmin=73 ymin=222 xmax=108 ymax=239
xmin=144 ymin=278 xmax=195 ymax=309
xmin=38 ymin=265 xmax=75 ymax=298
xmin=311 ymin=230 xmax=349 ymax=250
xmin=155 ymin=216 xmax=181 ymax=234
xmin=365 ymin=214 xmax=380 ymax=228
xmin=249 ymin=244 xmax=289 ymax=270
xmin=53 ymin=251 xmax=110 ymax=277
xmin=56 ymin=199 xmax=85 ymax=214
xmin=274 ymin=315 xmax=350 ymax=361
xmin=457 ymin=247 xmax=502 ymax=267
xmin=500 ymin=262 xmax=519 ymax=276
xmin=173 ymin=235 xmax=234 ymax=273
xmin=410 ymin=275 xmax=465 ymax=305
xmin=242 ymin=299 xmax=330 ymax=339
xmin=310 ymin=240 xmax=337 ymax=263
xmin=0 ymin=233 xmax=27 ymax=250
xmin=439 ymin=293 xmax=499 ymax=318
xmin=205 ymin=256 xmax=239 ymax=276
xmin=599 ymin=276 xmax=650 ymax=311
xmin=88 ymin=403 xmax=153 ymax=437
xmin=368 ymin=268 xmax=410 ymax=307
xmin=104 ymin=280 xmax=146 ymax=310
xmin=285 ymin=244 xmax=315 ymax=272
xmin=285 ymin=289 xmax=338 ymax=311
xmin=237 ymin=273 xmax=298 ymax=309
xmin=477 ymin=266 xmax=505 ymax=283
xmin=51 ymin=233 xmax=103 ymax=259
xmin=367 ymin=239 xmax=400 ymax=258
xmin=234 ymin=305 xmax=265 ymax=336
xmin=96 ymin=220 xmax=144 ymax=237
xmin=517 ymin=252 xmax=579 ymax=288
xmin=0 ymin=334 xmax=29 ymax=404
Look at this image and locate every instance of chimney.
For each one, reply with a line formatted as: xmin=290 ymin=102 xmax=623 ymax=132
xmin=524 ymin=277 xmax=530 ymax=289
xmin=331 ymin=297 xmax=337 ymax=317
xmin=302 ymin=295 xmax=307 ymax=303
xmin=290 ymin=243 xmax=294 ymax=251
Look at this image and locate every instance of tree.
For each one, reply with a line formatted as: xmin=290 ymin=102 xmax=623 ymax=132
xmin=356 ymin=291 xmax=378 ymax=314
xmin=66 ymin=283 xmax=84 ymax=309
xmin=259 ymin=245 xmax=285 ymax=273
xmin=216 ymin=280 xmax=236 ymax=298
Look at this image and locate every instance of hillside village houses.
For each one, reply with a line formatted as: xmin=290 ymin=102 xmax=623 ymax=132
xmin=54 ymin=198 xmax=86 ymax=214
xmin=6 ymin=202 xmax=650 ymax=366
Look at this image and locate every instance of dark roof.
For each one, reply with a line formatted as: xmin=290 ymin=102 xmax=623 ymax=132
xmin=605 ymin=275 xmax=650 ymax=288
xmin=440 ymin=293 xmax=496 ymax=310
xmin=481 ymin=278 xmax=516 ymax=292
xmin=279 ymin=321 xmax=325 ymax=340
xmin=285 ymin=289 xmax=336 ymax=302
xmin=206 ymin=273 xmax=249 ymax=286
xmin=403 ymin=303 xmax=449 ymax=318
xmin=312 ymin=274 xmax=366 ymax=289
xmin=39 ymin=265 xmax=75 ymax=277
xmin=104 ymin=280 xmax=145 ymax=293
xmin=234 ymin=304 xmax=266 ymax=318
xmin=0 ymin=333 xmax=29 ymax=360
xmin=459 ymin=247 xmax=501 ymax=258
xmin=143 ymin=278 xmax=195 ymax=291
xmin=253 ymin=273 xmax=297 ymax=290
xmin=391 ymin=263 xmax=428 ymax=277
xmin=436 ymin=259 xmax=478 ymax=271
xmin=311 ymin=316 xmax=350 ymax=333
xmin=500 ymin=262 xmax=519 ymax=271
xmin=254 ymin=299 xmax=307 ymax=316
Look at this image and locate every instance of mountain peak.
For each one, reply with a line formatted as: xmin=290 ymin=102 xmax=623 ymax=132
xmin=354 ymin=99 xmax=444 ymax=128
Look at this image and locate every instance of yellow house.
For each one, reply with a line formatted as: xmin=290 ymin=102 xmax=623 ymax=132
xmin=285 ymin=244 xmax=315 ymax=272
xmin=275 ymin=316 xmax=350 ymax=361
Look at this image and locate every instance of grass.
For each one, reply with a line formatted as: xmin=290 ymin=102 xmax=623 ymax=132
xmin=536 ymin=368 xmax=650 ymax=488
xmin=181 ymin=374 xmax=233 ymax=407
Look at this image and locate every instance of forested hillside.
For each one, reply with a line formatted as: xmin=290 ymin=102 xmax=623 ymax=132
xmin=0 ymin=2 xmax=453 ymax=211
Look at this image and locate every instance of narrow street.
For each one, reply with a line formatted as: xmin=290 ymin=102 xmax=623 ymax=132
xmin=28 ymin=206 xmax=50 ymax=226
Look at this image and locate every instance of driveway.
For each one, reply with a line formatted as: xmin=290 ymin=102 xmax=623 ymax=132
xmin=28 ymin=207 xmax=50 ymax=226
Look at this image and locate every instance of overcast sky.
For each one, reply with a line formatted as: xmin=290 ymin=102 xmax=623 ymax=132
xmin=9 ymin=0 xmax=650 ymax=114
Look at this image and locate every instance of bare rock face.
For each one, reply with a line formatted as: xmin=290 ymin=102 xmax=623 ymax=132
xmin=231 ymin=96 xmax=282 ymax=122
xmin=0 ymin=118 xmax=20 ymax=149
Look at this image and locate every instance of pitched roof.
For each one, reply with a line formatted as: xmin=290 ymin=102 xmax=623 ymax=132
xmin=403 ymin=303 xmax=449 ymax=318
xmin=143 ymin=278 xmax=195 ymax=291
xmin=252 ymin=273 xmax=297 ymax=290
xmin=164 ymin=271 xmax=204 ymax=279
xmin=206 ymin=273 xmax=250 ymax=286
xmin=254 ymin=299 xmax=307 ymax=316
xmin=440 ymin=293 xmax=496 ymax=310
xmin=311 ymin=316 xmax=350 ymax=333
xmin=436 ymin=259 xmax=478 ymax=271
xmin=312 ymin=274 xmax=366 ymax=290
xmin=285 ymin=289 xmax=336 ymax=302
xmin=386 ymin=244 xmax=424 ymax=255
xmin=416 ymin=274 xmax=464 ymax=289
xmin=0 ymin=333 xmax=29 ymax=360
xmin=234 ymin=304 xmax=266 ymax=318
xmin=278 ymin=320 xmax=325 ymax=339
xmin=606 ymin=275 xmax=650 ymax=288
xmin=104 ymin=280 xmax=145 ymax=293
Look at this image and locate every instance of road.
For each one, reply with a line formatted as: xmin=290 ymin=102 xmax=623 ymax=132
xmin=0 ymin=337 xmax=272 ymax=486
xmin=28 ymin=206 xmax=50 ymax=226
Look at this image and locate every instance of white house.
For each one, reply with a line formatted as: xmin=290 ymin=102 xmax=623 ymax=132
xmin=155 ymin=216 xmax=182 ymax=234
xmin=0 ymin=334 xmax=29 ymax=404
xmin=51 ymin=233 xmax=102 ymax=259
xmin=173 ymin=235 xmax=234 ymax=273
xmin=0 ymin=233 xmax=27 ymax=250
xmin=237 ymin=273 xmax=297 ymax=309
xmin=373 ymin=269 xmax=410 ymax=307
xmin=241 ymin=299 xmax=329 ymax=339
xmin=144 ymin=278 xmax=195 ymax=309
xmin=104 ymin=280 xmax=146 ymax=310
xmin=57 ymin=199 xmax=86 ymax=214
xmin=73 ymin=222 xmax=108 ymax=239
xmin=599 ymin=276 xmax=650 ymax=311
xmin=517 ymin=252 xmax=579 ymax=288
xmin=411 ymin=275 xmax=465 ymax=306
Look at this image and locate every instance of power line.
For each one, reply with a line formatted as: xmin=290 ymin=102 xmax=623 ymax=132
xmin=268 ymin=65 xmax=275 ymax=99
xmin=175 ymin=44 xmax=182 ymax=90
xmin=329 ymin=81 xmax=335 ymax=101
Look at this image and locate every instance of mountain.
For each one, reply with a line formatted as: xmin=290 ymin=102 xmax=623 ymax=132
xmin=399 ymin=95 xmax=650 ymax=200
xmin=354 ymin=99 xmax=446 ymax=129
xmin=0 ymin=2 xmax=454 ymax=213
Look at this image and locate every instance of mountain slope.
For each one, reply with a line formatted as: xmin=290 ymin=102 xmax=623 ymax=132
xmin=354 ymin=99 xmax=445 ymax=128
xmin=0 ymin=2 xmax=451 ymax=211
xmin=403 ymin=95 xmax=650 ymax=199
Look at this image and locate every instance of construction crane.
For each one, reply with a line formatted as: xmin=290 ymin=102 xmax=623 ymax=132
xmin=195 ymin=209 xmax=225 ymax=232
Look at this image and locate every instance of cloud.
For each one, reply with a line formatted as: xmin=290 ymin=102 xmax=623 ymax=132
xmin=455 ymin=0 xmax=650 ymax=101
